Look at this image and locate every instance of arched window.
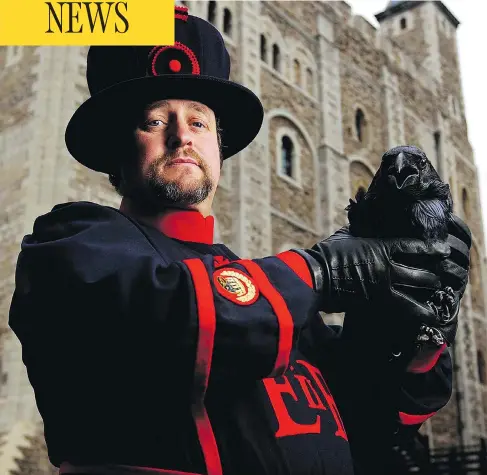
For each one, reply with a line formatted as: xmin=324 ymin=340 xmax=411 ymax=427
xmin=223 ymin=8 xmax=232 ymax=36
xmin=272 ymin=44 xmax=281 ymax=72
xmin=281 ymin=136 xmax=294 ymax=178
xmin=260 ymin=35 xmax=267 ymax=62
xmin=355 ymin=109 xmax=366 ymax=143
xmin=400 ymin=17 xmax=407 ymax=30
xmin=478 ymin=351 xmax=486 ymax=384
xmin=306 ymin=68 xmax=313 ymax=95
xmin=208 ymin=1 xmax=216 ymax=25
xmin=293 ymin=59 xmax=301 ymax=85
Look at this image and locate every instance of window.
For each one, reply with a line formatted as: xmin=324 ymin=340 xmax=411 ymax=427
xmin=478 ymin=351 xmax=486 ymax=384
xmin=293 ymin=59 xmax=301 ymax=85
xmin=355 ymin=109 xmax=366 ymax=143
xmin=272 ymin=44 xmax=281 ymax=72
xmin=223 ymin=8 xmax=232 ymax=37
xmin=306 ymin=68 xmax=313 ymax=95
xmin=281 ymin=136 xmax=294 ymax=178
xmin=208 ymin=1 xmax=216 ymax=25
xmin=400 ymin=17 xmax=407 ymax=30
xmin=260 ymin=35 xmax=267 ymax=62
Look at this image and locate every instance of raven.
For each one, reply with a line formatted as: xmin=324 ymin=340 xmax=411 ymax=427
xmin=346 ymin=144 xmax=456 ymax=345
xmin=347 ymin=145 xmax=452 ymax=242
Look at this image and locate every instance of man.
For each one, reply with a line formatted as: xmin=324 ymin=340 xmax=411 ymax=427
xmin=9 ymin=7 xmax=470 ymax=475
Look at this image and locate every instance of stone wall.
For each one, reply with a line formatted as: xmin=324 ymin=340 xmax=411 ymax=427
xmin=335 ymin=23 xmax=387 ymax=169
xmin=262 ymin=2 xmax=317 ymax=54
xmin=470 ymin=245 xmax=486 ymax=316
xmin=430 ymin=395 xmax=460 ymax=447
xmin=268 ymin=115 xmax=317 ymax=229
xmin=260 ymin=69 xmax=320 ymax=145
xmin=0 ymin=48 xmax=38 ymax=132
xmin=456 ymin=157 xmax=484 ymax=248
xmin=0 ymin=47 xmax=38 ymax=332
xmin=271 ymin=214 xmax=316 ymax=254
xmin=271 ymin=1 xmax=320 ymax=38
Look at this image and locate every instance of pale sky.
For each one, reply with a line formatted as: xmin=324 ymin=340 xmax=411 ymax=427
xmin=345 ymin=0 xmax=487 ymax=242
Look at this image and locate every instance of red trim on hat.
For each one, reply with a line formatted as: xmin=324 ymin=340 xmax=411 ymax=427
xmin=148 ymin=46 xmax=159 ymax=58
xmin=236 ymin=259 xmax=294 ymax=378
xmin=184 ymin=259 xmax=223 ymax=475
xmin=175 ymin=5 xmax=189 ymax=21
xmin=151 ymin=43 xmax=200 ymax=76
xmin=169 ymin=59 xmax=182 ymax=72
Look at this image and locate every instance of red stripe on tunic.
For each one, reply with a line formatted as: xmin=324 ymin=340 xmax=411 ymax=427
xmin=184 ymin=259 xmax=222 ymax=475
xmin=276 ymin=251 xmax=313 ymax=288
xmin=237 ymin=260 xmax=294 ymax=378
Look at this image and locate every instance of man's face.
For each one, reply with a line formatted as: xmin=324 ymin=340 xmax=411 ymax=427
xmin=119 ymin=99 xmax=222 ymax=214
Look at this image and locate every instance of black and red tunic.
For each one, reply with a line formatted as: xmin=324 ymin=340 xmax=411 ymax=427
xmin=9 ymin=201 xmax=452 ymax=475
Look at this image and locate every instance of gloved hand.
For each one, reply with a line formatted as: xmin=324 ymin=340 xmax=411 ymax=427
xmin=419 ymin=214 xmax=471 ymax=347
xmin=303 ymin=226 xmax=450 ymax=320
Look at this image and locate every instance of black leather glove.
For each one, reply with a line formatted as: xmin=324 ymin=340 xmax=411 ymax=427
xmin=303 ymin=226 xmax=450 ymax=320
xmin=419 ymin=214 xmax=471 ymax=346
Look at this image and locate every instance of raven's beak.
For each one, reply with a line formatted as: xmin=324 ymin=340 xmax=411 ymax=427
xmin=388 ymin=152 xmax=419 ymax=189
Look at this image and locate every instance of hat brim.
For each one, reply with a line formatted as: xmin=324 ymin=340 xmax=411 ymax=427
xmin=65 ymin=75 xmax=264 ymax=174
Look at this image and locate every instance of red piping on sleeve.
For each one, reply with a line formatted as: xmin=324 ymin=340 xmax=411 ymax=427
xmin=237 ymin=260 xmax=294 ymax=378
xmin=407 ymin=343 xmax=446 ymax=374
xmin=399 ymin=411 xmax=437 ymax=425
xmin=276 ymin=251 xmax=313 ymax=288
xmin=183 ymin=259 xmax=223 ymax=475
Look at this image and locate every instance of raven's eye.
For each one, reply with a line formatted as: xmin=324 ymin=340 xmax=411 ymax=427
xmin=419 ymin=158 xmax=427 ymax=169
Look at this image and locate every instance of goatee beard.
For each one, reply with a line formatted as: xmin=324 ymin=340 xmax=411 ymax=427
xmin=119 ymin=151 xmax=214 ymax=215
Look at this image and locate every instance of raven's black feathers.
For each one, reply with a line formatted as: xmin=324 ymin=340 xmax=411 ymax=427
xmin=347 ymin=145 xmax=453 ymax=243
xmin=344 ymin=145 xmax=456 ymax=350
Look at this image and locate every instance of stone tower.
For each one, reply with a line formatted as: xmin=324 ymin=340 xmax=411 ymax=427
xmin=0 ymin=1 xmax=486 ymax=472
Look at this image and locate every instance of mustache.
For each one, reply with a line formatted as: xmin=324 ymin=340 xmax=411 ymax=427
xmin=162 ymin=148 xmax=202 ymax=166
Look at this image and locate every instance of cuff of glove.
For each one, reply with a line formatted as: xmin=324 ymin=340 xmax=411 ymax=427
xmin=288 ymin=249 xmax=326 ymax=294
xmin=406 ymin=343 xmax=447 ymax=373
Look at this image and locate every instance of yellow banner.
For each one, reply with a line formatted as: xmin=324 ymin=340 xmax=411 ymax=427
xmin=0 ymin=0 xmax=175 ymax=45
